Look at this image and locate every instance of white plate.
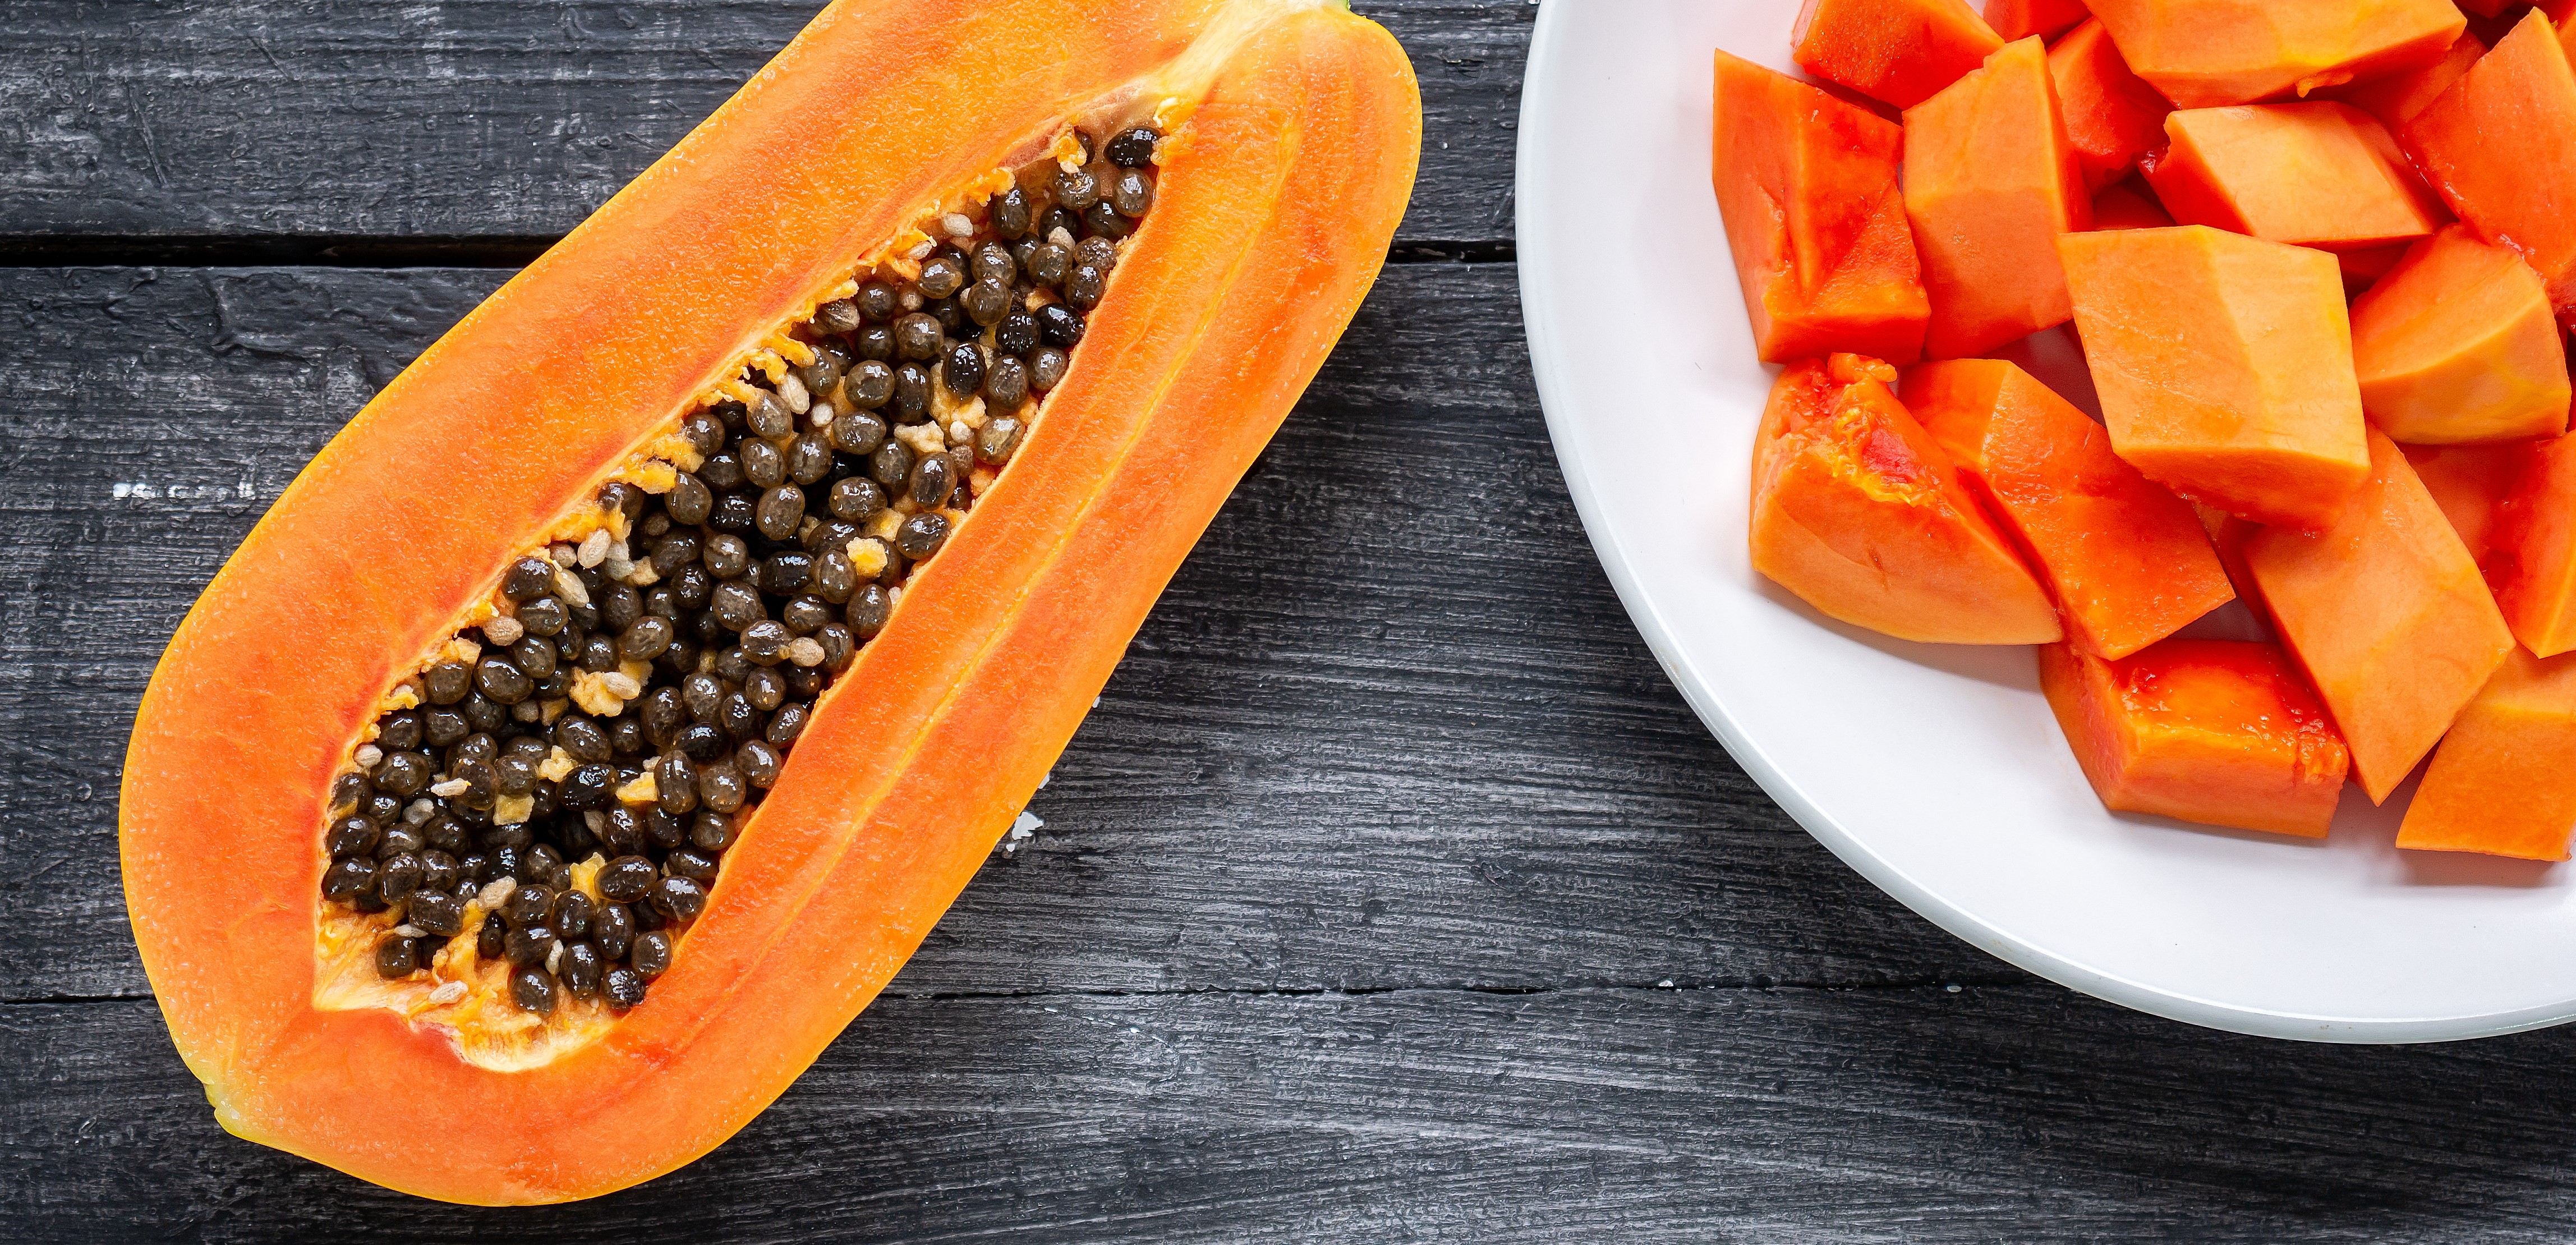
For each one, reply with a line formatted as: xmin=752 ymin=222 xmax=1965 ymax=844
xmin=1517 ymin=0 xmax=2576 ymax=1042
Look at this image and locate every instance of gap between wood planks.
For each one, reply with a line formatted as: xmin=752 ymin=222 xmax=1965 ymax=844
xmin=0 ymin=236 xmax=1516 ymax=268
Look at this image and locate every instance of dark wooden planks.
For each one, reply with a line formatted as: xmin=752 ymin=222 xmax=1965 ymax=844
xmin=0 ymin=261 xmax=1996 ymax=1004
xmin=0 ymin=0 xmax=1524 ymax=254
xmin=17 ymin=986 xmax=2576 ymax=1242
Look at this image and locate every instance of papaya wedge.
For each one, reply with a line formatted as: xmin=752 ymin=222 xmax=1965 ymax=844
xmin=119 ymin=0 xmax=1419 ymax=1205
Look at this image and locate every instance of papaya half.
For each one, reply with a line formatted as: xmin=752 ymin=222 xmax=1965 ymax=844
xmin=118 ymin=0 xmax=1419 ymax=1206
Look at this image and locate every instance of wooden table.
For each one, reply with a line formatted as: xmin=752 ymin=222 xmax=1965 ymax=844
xmin=8 ymin=2 xmax=2576 ymax=1238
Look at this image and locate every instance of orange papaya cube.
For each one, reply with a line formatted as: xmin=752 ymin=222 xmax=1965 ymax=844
xmin=1793 ymin=0 xmax=2007 ymax=109
xmin=2090 ymin=176 xmax=2174 ymax=229
xmin=2039 ymin=638 xmax=2350 ymax=837
xmin=2057 ymin=227 xmax=2371 ymax=529
xmin=2335 ymin=30 xmax=2485 ymax=132
xmin=1905 ymin=359 xmax=2234 ymax=657
xmin=1903 ymin=37 xmax=2092 ymax=359
xmin=2142 ymin=103 xmax=2446 ymax=256
xmin=2406 ymin=11 xmax=2576 ymax=327
xmin=1711 ymin=50 xmax=1931 ymax=364
xmin=2350 ymin=226 xmax=2571 ymax=445
xmin=2402 ymin=443 xmax=2523 ymax=568
xmin=2396 ymin=647 xmax=2576 ymax=860
xmin=2490 ymin=432 xmax=2576 ymax=655
xmin=2083 ymin=0 xmax=2467 ymax=109
xmin=2048 ymin=19 xmax=2174 ymax=189
xmin=1986 ymin=0 xmax=2090 ymax=42
xmin=2241 ymin=429 xmax=2516 ymax=802
xmin=1750 ymin=354 xmax=2063 ymax=644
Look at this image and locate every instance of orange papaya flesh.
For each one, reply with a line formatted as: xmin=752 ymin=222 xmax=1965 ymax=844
xmin=2491 ymin=431 xmax=2576 ymax=656
xmin=1750 ymin=355 xmax=2063 ymax=645
xmin=1986 ymin=0 xmax=2091 ymax=42
xmin=118 ymin=0 xmax=1420 ymax=1206
xmin=1793 ymin=0 xmax=2008 ymax=109
xmin=1711 ymin=50 xmax=1932 ymax=364
xmin=2039 ymin=638 xmax=2350 ymax=838
xmin=2090 ymin=175 xmax=2175 ymax=229
xmin=2403 ymin=442 xmax=2525 ymax=572
xmin=2335 ymin=30 xmax=2486 ymax=132
xmin=2396 ymin=646 xmax=2576 ymax=860
xmin=2048 ymin=18 xmax=2175 ymax=189
xmin=2083 ymin=0 xmax=2467 ymax=109
xmin=2057 ymin=226 xmax=2372 ymax=530
xmin=2240 ymin=430 xmax=2516 ymax=803
xmin=2350 ymin=225 xmax=2572 ymax=445
xmin=2142 ymin=103 xmax=2447 ymax=255
xmin=1903 ymin=36 xmax=2093 ymax=359
xmin=2406 ymin=10 xmax=2576 ymax=328
xmin=1905 ymin=358 xmax=2233 ymax=658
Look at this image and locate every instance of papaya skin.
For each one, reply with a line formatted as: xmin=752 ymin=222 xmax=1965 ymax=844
xmin=1902 ymin=37 xmax=2093 ymax=359
xmin=2039 ymin=638 xmax=2350 ymax=838
xmin=2142 ymin=103 xmax=2446 ymax=256
xmin=119 ymin=0 xmax=1419 ymax=1205
xmin=1749 ymin=355 xmax=2062 ymax=646
xmin=1905 ymin=359 xmax=2232 ymax=659
xmin=1792 ymin=0 xmax=2007 ymax=110
xmin=1710 ymin=50 xmax=1931 ymax=364
xmin=2350 ymin=226 xmax=2570 ymax=446
xmin=2240 ymin=430 xmax=2516 ymax=804
xmin=2397 ymin=646 xmax=2576 ymax=861
xmin=2056 ymin=226 xmax=2371 ymax=531
xmin=2405 ymin=11 xmax=2576 ymax=328
xmin=2049 ymin=19 xmax=2175 ymax=190
xmin=2082 ymin=0 xmax=2467 ymax=109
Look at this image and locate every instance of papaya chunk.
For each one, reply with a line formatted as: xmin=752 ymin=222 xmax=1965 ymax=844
xmin=2057 ymin=226 xmax=2371 ymax=530
xmin=1750 ymin=355 xmax=2062 ymax=645
xmin=1711 ymin=50 xmax=1931 ymax=364
xmin=2082 ymin=0 xmax=2467 ymax=109
xmin=2335 ymin=30 xmax=2485 ymax=132
xmin=1905 ymin=359 xmax=2233 ymax=657
xmin=2089 ymin=176 xmax=2174 ymax=229
xmin=2141 ymin=103 xmax=2446 ymax=257
xmin=2048 ymin=19 xmax=2174 ymax=189
xmin=2039 ymin=638 xmax=2350 ymax=838
xmin=2350 ymin=226 xmax=2570 ymax=445
xmin=2403 ymin=442 xmax=2523 ymax=569
xmin=2240 ymin=430 xmax=2516 ymax=803
xmin=1903 ymin=37 xmax=2092 ymax=359
xmin=2396 ymin=647 xmax=2576 ymax=860
xmin=1986 ymin=0 xmax=2091 ymax=42
xmin=1793 ymin=0 xmax=2007 ymax=109
xmin=2406 ymin=11 xmax=2576 ymax=327
xmin=2491 ymin=432 xmax=2576 ymax=656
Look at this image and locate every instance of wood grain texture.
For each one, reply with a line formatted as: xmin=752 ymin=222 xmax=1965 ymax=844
xmin=0 ymin=262 xmax=1997 ymax=1005
xmin=17 ymin=987 xmax=2576 ymax=1242
xmin=0 ymin=0 xmax=1523 ymax=253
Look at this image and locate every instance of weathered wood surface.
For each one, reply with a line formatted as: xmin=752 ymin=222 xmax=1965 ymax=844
xmin=0 ymin=0 xmax=1522 ymax=256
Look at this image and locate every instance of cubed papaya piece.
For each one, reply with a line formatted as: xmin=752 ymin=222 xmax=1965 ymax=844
xmin=1793 ymin=0 xmax=2007 ymax=109
xmin=2141 ymin=103 xmax=2446 ymax=256
xmin=1750 ymin=355 xmax=2062 ymax=644
xmin=2090 ymin=176 xmax=2174 ymax=229
xmin=1711 ymin=50 xmax=1931 ymax=364
xmin=2350 ymin=226 xmax=2570 ymax=445
xmin=2335 ymin=30 xmax=2485 ymax=132
xmin=1903 ymin=38 xmax=2092 ymax=359
xmin=1905 ymin=359 xmax=2233 ymax=658
xmin=2396 ymin=647 xmax=2576 ymax=861
xmin=2048 ymin=19 xmax=2174 ymax=189
xmin=2057 ymin=227 xmax=2371 ymax=529
xmin=2241 ymin=429 xmax=2515 ymax=803
xmin=1985 ymin=0 xmax=2090 ymax=42
xmin=2402 ymin=443 xmax=2524 ymax=568
xmin=2039 ymin=638 xmax=2350 ymax=837
xmin=2083 ymin=0 xmax=2467 ymax=108
xmin=2490 ymin=433 xmax=2576 ymax=656
xmin=2406 ymin=11 xmax=2576 ymax=327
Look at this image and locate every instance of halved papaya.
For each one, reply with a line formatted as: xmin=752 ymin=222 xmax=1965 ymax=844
xmin=2082 ymin=0 xmax=2467 ymax=108
xmin=118 ymin=0 xmax=1419 ymax=1205
xmin=1749 ymin=355 xmax=2062 ymax=645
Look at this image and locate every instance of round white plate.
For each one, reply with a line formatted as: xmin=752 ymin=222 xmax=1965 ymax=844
xmin=1517 ymin=0 xmax=2576 ymax=1042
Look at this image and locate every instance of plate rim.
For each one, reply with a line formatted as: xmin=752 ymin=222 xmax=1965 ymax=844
xmin=1511 ymin=0 xmax=2576 ymax=1045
